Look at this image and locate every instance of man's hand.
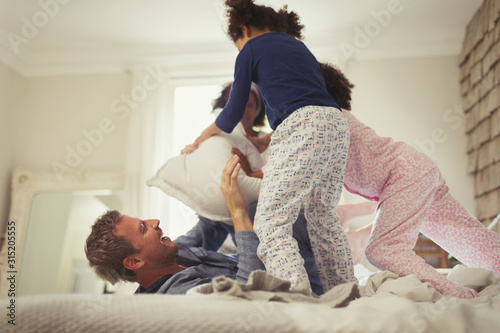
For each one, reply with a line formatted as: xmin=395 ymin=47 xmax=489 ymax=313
xmin=220 ymin=155 xmax=254 ymax=232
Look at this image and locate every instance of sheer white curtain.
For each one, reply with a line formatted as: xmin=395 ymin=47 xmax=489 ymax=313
xmin=122 ymin=64 xmax=173 ymax=220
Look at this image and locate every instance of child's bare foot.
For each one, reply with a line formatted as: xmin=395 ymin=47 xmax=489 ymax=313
xmin=346 ymin=224 xmax=373 ymax=265
xmin=337 ymin=202 xmax=378 ymax=229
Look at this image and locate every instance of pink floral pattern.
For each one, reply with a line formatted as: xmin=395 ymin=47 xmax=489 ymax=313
xmin=344 ymin=111 xmax=500 ymax=298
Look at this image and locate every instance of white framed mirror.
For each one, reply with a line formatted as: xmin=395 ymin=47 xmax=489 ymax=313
xmin=0 ymin=168 xmax=124 ymax=298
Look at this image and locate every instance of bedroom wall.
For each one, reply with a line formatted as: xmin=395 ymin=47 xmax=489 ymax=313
xmin=0 ymin=67 xmax=132 ymax=239
xmin=17 ymin=72 xmax=131 ymax=172
xmin=459 ymin=0 xmax=500 ymax=229
xmin=341 ymin=55 xmax=474 ymax=214
xmin=0 ymin=61 xmax=25 ymax=237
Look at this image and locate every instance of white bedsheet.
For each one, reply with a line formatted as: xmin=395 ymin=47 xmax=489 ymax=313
xmin=2 ymin=265 xmax=499 ymax=333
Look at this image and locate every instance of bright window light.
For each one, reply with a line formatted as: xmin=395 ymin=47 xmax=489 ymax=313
xmin=168 ymin=85 xmax=222 ymax=238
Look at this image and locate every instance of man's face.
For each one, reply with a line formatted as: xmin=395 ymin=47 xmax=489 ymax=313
xmin=114 ymin=215 xmax=178 ymax=268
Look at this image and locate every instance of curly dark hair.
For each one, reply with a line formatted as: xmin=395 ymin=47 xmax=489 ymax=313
xmin=211 ymin=82 xmax=232 ymax=111
xmin=319 ymin=62 xmax=355 ymax=110
xmin=211 ymin=82 xmax=266 ymax=127
xmin=225 ymin=0 xmax=304 ymax=42
xmin=85 ymin=210 xmax=139 ymax=284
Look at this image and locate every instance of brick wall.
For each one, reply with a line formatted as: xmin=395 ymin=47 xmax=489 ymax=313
xmin=460 ymin=0 xmax=500 ymax=229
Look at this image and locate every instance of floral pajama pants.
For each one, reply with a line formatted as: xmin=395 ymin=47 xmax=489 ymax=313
xmin=366 ymin=167 xmax=500 ymax=298
xmin=254 ymin=106 xmax=357 ymax=293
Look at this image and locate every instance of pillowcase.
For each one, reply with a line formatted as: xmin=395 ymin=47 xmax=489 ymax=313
xmin=147 ymin=123 xmax=264 ymax=225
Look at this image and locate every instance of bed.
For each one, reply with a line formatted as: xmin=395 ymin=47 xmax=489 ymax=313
xmin=2 ymin=264 xmax=499 ymax=333
xmin=1 ymin=160 xmax=499 ymax=331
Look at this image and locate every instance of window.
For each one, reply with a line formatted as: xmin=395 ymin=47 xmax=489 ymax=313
xmin=167 ymin=84 xmax=223 ymax=238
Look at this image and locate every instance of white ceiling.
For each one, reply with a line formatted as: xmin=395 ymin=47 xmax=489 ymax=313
xmin=0 ymin=0 xmax=483 ymax=77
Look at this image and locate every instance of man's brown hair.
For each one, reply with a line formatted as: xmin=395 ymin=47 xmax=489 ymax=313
xmin=85 ymin=210 xmax=139 ymax=284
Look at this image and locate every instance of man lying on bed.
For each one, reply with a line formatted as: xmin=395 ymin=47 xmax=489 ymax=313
xmin=85 ymin=155 xmax=326 ymax=295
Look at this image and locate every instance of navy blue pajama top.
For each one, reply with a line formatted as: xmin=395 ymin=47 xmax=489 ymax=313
xmin=215 ymin=32 xmax=339 ymax=132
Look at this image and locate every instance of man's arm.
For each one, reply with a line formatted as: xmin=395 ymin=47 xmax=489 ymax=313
xmin=220 ymin=155 xmax=265 ymax=281
xmin=220 ymin=155 xmax=254 ymax=232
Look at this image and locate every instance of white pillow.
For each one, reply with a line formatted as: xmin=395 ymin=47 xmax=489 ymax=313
xmin=147 ymin=124 xmax=264 ymax=225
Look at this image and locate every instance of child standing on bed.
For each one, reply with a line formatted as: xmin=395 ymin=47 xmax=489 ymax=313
xmin=182 ymin=0 xmax=356 ymax=293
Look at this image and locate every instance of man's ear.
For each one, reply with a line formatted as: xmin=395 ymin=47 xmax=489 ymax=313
xmin=123 ymin=255 xmax=144 ymax=271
